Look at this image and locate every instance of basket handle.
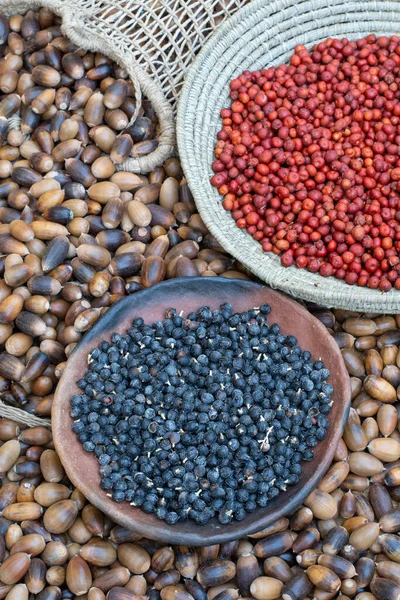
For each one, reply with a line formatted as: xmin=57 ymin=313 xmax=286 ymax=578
xmin=0 ymin=401 xmax=51 ymax=427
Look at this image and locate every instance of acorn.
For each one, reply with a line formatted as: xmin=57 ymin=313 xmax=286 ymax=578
xmin=82 ymin=504 xmax=105 ymax=536
xmin=43 ymin=499 xmax=78 ymax=534
xmin=40 ymin=541 xmax=68 ymax=567
xmin=2 ymin=502 xmax=43 ymax=521
xmin=15 ymin=311 xmax=47 ymax=337
xmin=349 ymin=522 xmax=380 ymax=551
xmin=27 ymin=275 xmax=62 ymax=296
xmin=0 ymin=439 xmax=20 ymax=472
xmin=355 ymin=556 xmax=375 ymax=589
xmin=76 ymin=244 xmax=111 ymax=268
xmin=371 ymin=577 xmax=400 ymax=600
xmin=80 ymin=539 xmax=117 ymax=567
xmin=281 ymin=573 xmax=313 ymax=600
xmin=0 ymin=353 xmax=24 ymax=381
xmin=92 ymin=567 xmax=131 ymax=592
xmin=22 ymin=351 xmax=50 ymax=383
xmin=196 ymin=560 xmax=236 ymax=587
xmin=370 ymin=483 xmax=393 ymax=520
xmin=317 ymin=554 xmax=356 ymax=579
xmin=117 ymin=543 xmax=151 ymax=575
xmin=108 ymin=587 xmax=146 ymax=600
xmin=236 ymin=553 xmax=261 ymax=596
xmin=151 ymin=547 xmax=175 ymax=573
xmin=250 ymin=577 xmax=283 ymax=600
xmin=306 ymin=565 xmax=341 ymax=593
xmin=0 ymin=552 xmax=31 ymax=584
xmin=322 ymin=526 xmax=349 ymax=555
xmin=10 ymin=533 xmax=46 ymax=556
xmin=34 ymin=483 xmax=71 ymax=507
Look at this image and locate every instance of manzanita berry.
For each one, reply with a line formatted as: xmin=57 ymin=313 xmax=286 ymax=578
xmin=212 ymin=34 xmax=400 ymax=291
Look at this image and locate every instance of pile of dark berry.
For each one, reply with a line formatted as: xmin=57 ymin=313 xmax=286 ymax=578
xmin=70 ymin=303 xmax=333 ymax=525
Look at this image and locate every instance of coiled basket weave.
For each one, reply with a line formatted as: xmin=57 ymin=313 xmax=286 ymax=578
xmin=177 ymin=0 xmax=400 ymax=313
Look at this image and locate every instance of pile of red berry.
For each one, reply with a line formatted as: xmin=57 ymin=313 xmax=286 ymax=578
xmin=211 ymin=35 xmax=400 ymax=291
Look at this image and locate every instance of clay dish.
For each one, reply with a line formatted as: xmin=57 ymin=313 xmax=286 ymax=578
xmin=53 ymin=278 xmax=350 ymax=545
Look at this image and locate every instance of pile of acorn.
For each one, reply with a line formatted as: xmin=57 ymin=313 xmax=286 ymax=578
xmin=2 ymin=7 xmax=400 ymax=600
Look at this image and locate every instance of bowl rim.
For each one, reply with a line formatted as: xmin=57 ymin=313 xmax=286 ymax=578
xmin=176 ymin=0 xmax=400 ymax=312
xmin=52 ymin=277 xmax=351 ymax=545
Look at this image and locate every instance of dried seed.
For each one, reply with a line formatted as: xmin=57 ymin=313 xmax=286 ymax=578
xmin=281 ymin=573 xmax=313 ymax=600
xmin=349 ymin=522 xmax=380 ymax=551
xmin=0 ymin=440 xmax=20 ymax=472
xmin=250 ymin=577 xmax=283 ymax=600
xmin=319 ymin=461 xmax=350 ymax=493
xmin=0 ymin=353 xmax=24 ymax=381
xmin=80 ymin=539 xmax=117 ymax=566
xmin=108 ymin=588 xmax=143 ymax=600
xmin=306 ymin=565 xmax=340 ymax=593
xmin=318 ymin=554 xmax=356 ymax=579
xmin=195 ymin=559 xmax=236 ymax=588
xmin=76 ymin=244 xmax=111 ymax=268
xmin=24 ymin=556 xmax=46 ymax=593
xmin=348 ymin=452 xmax=384 ymax=476
xmin=254 ymin=532 xmax=294 ymax=559
xmin=376 ymin=560 xmax=400 ymax=584
xmin=2 ymin=502 xmax=43 ymax=521
xmin=40 ymin=541 xmax=68 ymax=566
xmin=66 ymin=555 xmax=92 ymax=596
xmin=385 ymin=466 xmax=400 ymax=487
xmin=33 ymin=483 xmax=70 ymax=507
xmin=92 ymin=567 xmax=130 ymax=592
xmin=0 ymin=552 xmax=30 ymax=584
xmin=304 ymin=489 xmax=337 ymax=519
xmin=43 ymin=499 xmax=78 ymax=534
xmin=369 ymin=483 xmax=393 ymax=519
xmin=322 ymin=526 xmax=349 ymax=555
xmin=371 ymin=577 xmax=400 ymax=600
xmin=151 ymin=547 xmax=175 ymax=573
xmin=363 ymin=375 xmax=397 ymax=403
xmin=141 ymin=255 xmax=166 ymax=288
xmin=292 ymin=527 xmax=320 ymax=554
xmin=341 ymin=348 xmax=365 ymax=377
xmin=10 ymin=533 xmax=46 ymax=556
xmin=368 ymin=438 xmax=400 ymax=462
xmin=364 ymin=349 xmax=383 ymax=375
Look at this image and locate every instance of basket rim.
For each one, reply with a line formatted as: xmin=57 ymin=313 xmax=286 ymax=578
xmin=177 ymin=0 xmax=400 ymax=312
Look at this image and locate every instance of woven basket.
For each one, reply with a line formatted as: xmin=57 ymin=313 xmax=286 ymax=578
xmin=0 ymin=0 xmax=176 ymax=174
xmin=177 ymin=0 xmax=400 ymax=313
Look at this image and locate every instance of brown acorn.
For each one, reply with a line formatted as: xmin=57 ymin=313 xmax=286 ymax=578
xmin=117 ymin=543 xmax=151 ymax=575
xmin=196 ymin=560 xmax=236 ymax=587
xmin=80 ymin=538 xmax=117 ymax=567
xmin=43 ymin=499 xmax=78 ymax=534
xmin=66 ymin=555 xmax=92 ymax=596
xmin=250 ymin=577 xmax=283 ymax=600
xmin=0 ymin=552 xmax=31 ymax=584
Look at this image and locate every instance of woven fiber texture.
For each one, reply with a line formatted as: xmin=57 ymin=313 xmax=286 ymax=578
xmin=74 ymin=0 xmax=250 ymax=110
xmin=0 ymin=0 xmax=176 ymax=173
xmin=0 ymin=401 xmax=51 ymax=427
xmin=177 ymin=0 xmax=400 ymax=313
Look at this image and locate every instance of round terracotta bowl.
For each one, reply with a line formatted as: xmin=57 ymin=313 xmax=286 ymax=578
xmin=52 ymin=278 xmax=350 ymax=545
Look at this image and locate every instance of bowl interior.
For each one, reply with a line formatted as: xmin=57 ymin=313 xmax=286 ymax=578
xmin=52 ymin=278 xmax=350 ymax=545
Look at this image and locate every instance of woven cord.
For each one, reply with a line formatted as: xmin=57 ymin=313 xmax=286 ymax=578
xmin=0 ymin=401 xmax=51 ymax=427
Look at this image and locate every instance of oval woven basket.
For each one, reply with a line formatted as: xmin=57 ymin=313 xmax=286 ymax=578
xmin=0 ymin=0 xmax=176 ymax=174
xmin=177 ymin=0 xmax=400 ymax=313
